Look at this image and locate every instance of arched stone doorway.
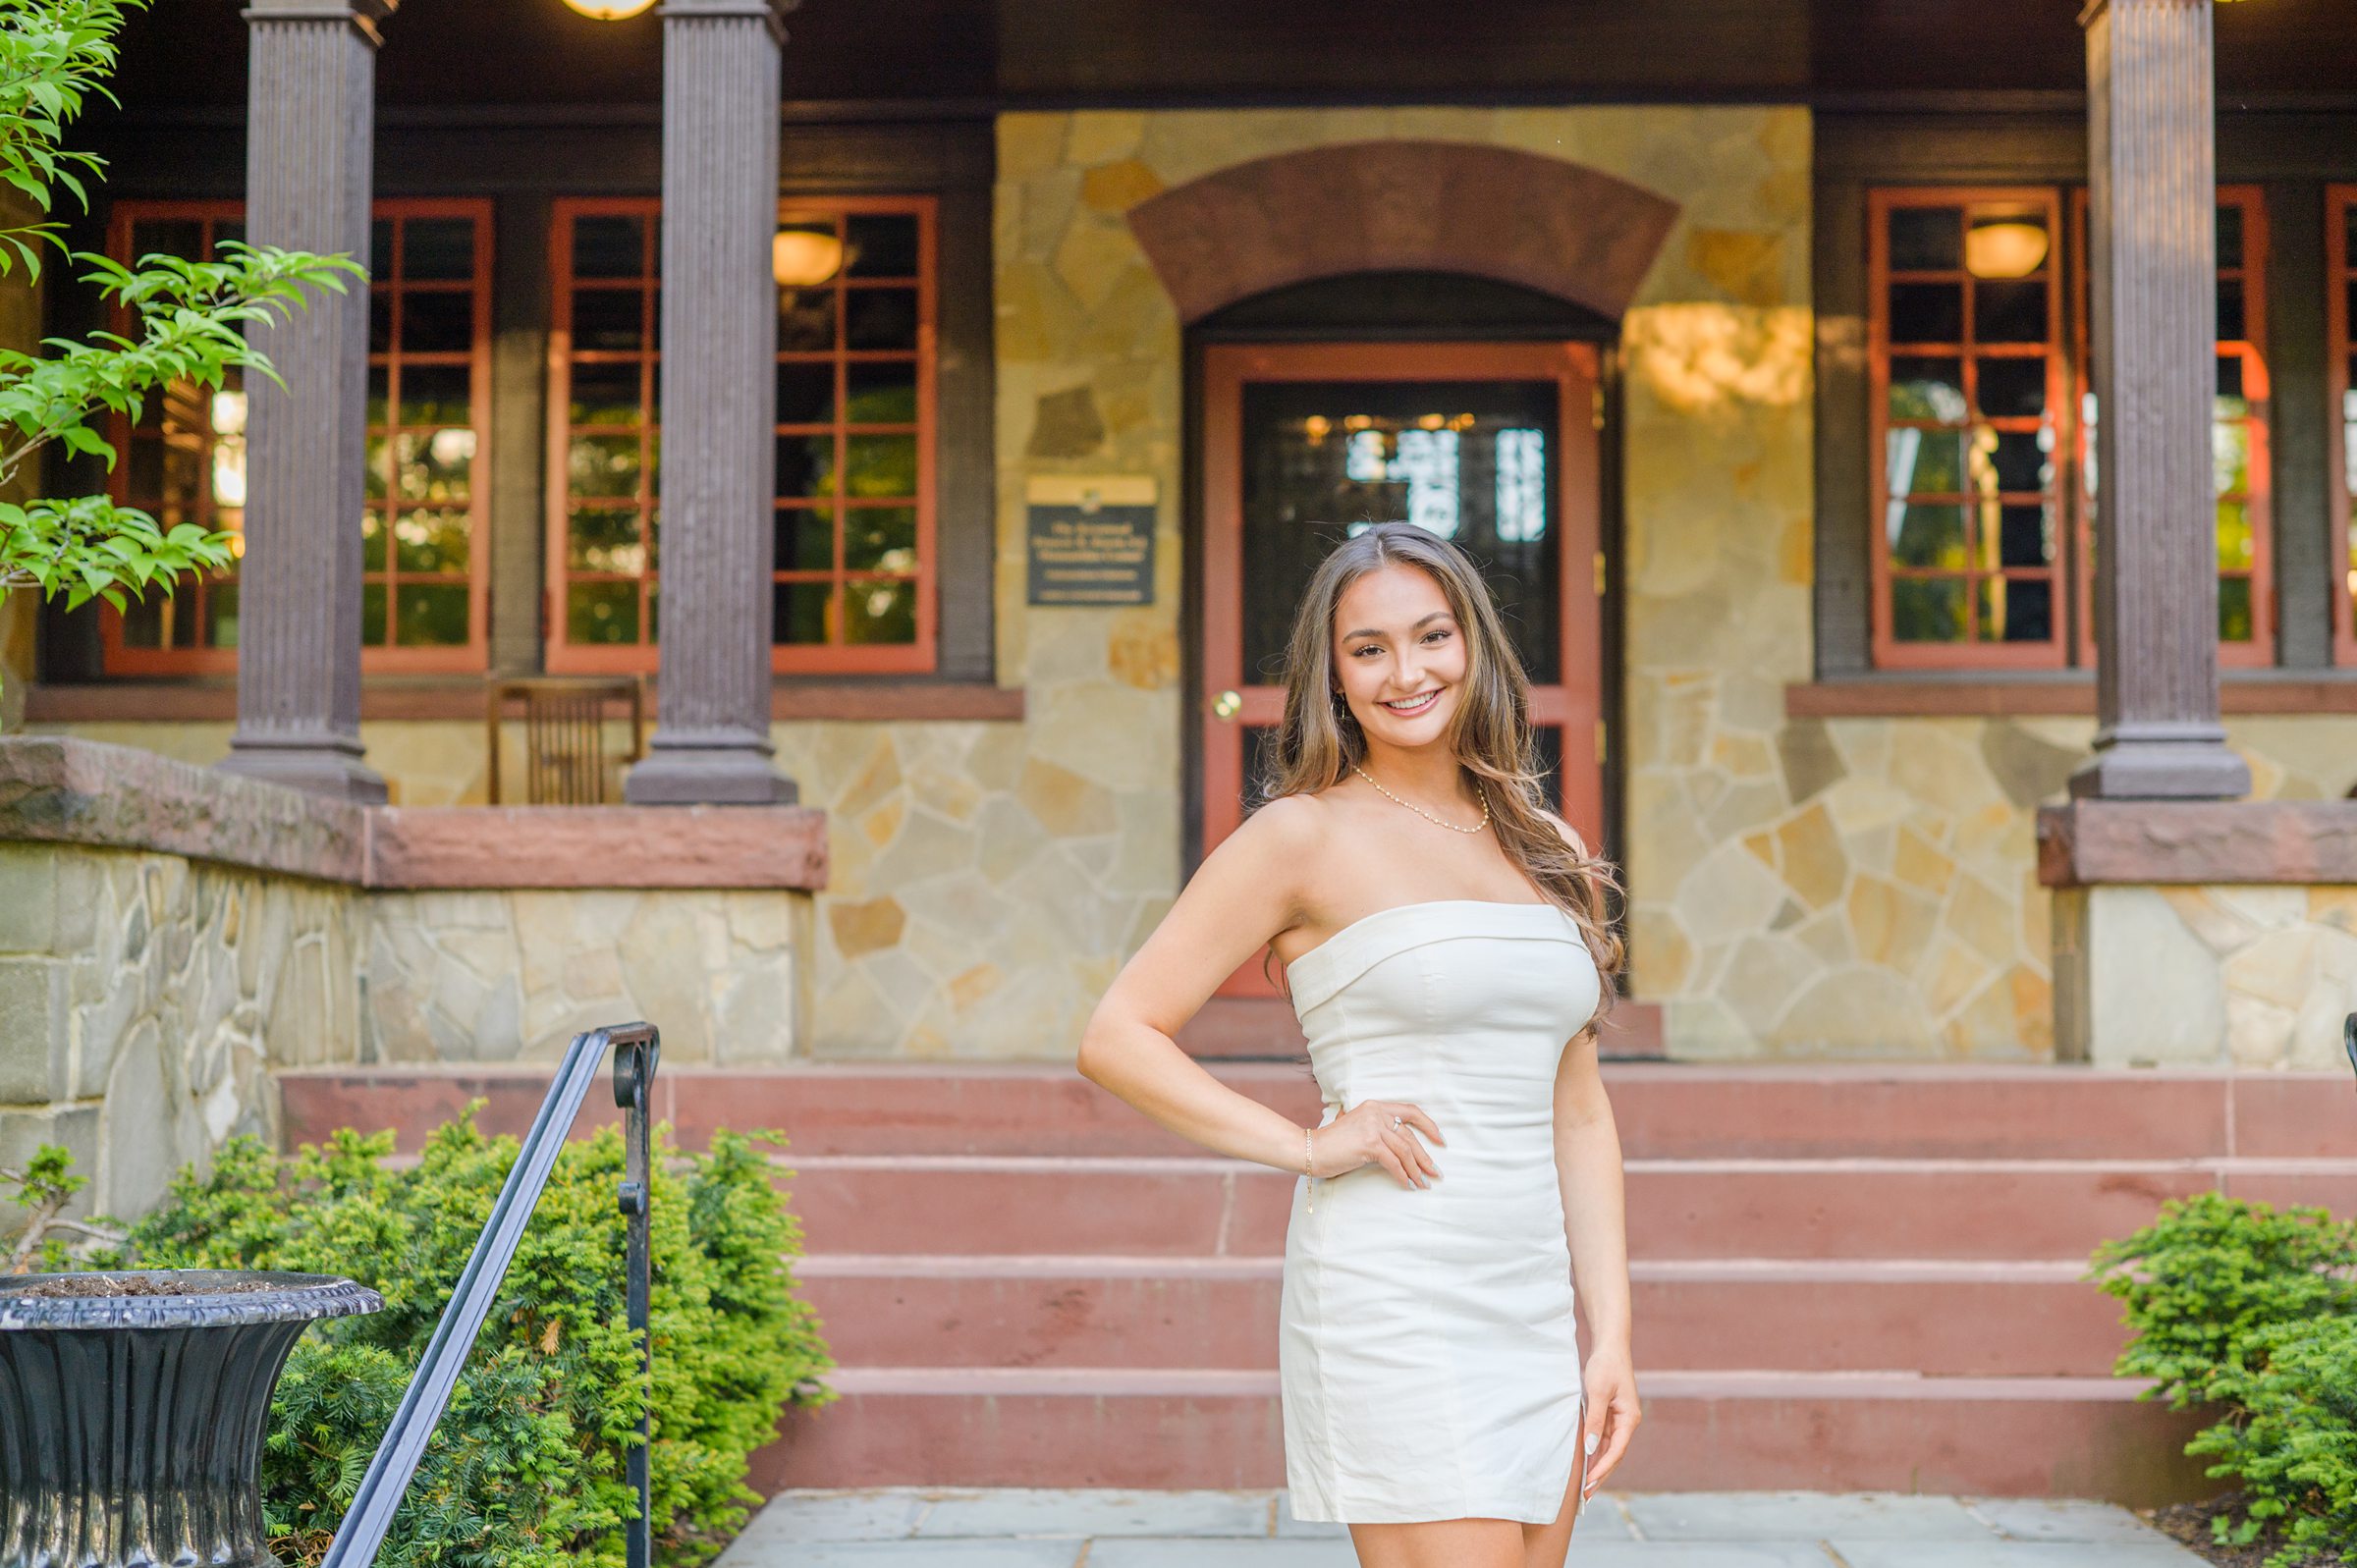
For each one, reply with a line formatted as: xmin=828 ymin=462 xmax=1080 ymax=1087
xmin=1126 ymin=139 xmax=1678 ymax=325
xmin=1130 ymin=142 xmax=1678 ymax=1048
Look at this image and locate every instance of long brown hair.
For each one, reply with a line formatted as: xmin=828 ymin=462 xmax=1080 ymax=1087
xmin=1256 ymin=522 xmax=1626 ymax=1028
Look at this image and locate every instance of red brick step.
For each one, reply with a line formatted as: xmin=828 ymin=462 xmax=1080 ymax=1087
xmin=776 ymin=1152 xmax=2357 ymax=1261
xmin=796 ymin=1256 xmax=2136 ymax=1378
xmin=756 ymin=1368 xmax=2212 ymax=1505
xmin=273 ymin=1063 xmax=2355 ymax=1161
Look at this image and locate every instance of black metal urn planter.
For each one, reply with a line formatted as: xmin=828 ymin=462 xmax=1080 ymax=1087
xmin=0 ymin=1269 xmax=382 ymax=1568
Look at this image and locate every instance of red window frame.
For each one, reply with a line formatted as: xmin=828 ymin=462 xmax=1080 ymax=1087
xmin=97 ymin=197 xmax=494 ymax=676
xmin=2069 ymin=186 xmax=2274 ymax=668
xmin=99 ymin=200 xmax=245 ymax=675
xmin=544 ymin=193 xmax=940 ymax=676
xmin=544 ymin=197 xmax=661 ymax=676
xmin=364 ymin=199 xmax=496 ymax=671
xmin=2330 ymin=186 xmax=2357 ymax=665
xmin=1868 ymin=188 xmax=2069 ymax=669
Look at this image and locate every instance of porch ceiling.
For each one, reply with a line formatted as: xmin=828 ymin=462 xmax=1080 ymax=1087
xmin=108 ymin=0 xmax=2354 ymax=120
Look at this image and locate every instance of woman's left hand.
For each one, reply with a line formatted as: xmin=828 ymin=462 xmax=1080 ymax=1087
xmin=1579 ymin=1342 xmax=1640 ymax=1498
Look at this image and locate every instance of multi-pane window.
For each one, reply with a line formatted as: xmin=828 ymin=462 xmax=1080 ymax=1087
xmin=772 ymin=198 xmax=935 ymax=672
xmin=547 ymin=198 xmax=662 ymax=671
xmin=1869 ymin=189 xmax=2066 ymax=666
xmin=547 ymin=194 xmax=939 ymax=675
xmin=2070 ymin=187 xmax=2273 ymax=665
xmin=100 ymin=198 xmax=492 ymax=676
xmin=2331 ymin=187 xmax=2357 ymax=664
xmin=364 ymin=203 xmax=492 ymax=666
xmin=1868 ymin=185 xmax=2281 ymax=670
xmin=103 ymin=203 xmax=247 ymax=674
xmin=2209 ymin=189 xmax=2271 ymax=660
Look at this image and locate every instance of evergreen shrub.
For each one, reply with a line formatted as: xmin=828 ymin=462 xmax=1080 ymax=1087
xmin=95 ymin=1108 xmax=832 ymax=1568
xmin=2089 ymin=1190 xmax=2357 ymax=1565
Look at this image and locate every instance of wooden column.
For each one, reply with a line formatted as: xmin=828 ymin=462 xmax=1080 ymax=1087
xmin=219 ymin=0 xmax=390 ymax=802
xmin=624 ymin=0 xmax=798 ymax=805
xmin=2071 ymin=0 xmax=2250 ymax=800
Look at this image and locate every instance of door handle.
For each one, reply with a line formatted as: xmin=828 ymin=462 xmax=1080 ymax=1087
xmin=1211 ymin=688 xmax=1242 ymax=723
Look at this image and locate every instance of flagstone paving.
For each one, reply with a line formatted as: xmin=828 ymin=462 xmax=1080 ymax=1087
xmin=715 ymin=1487 xmax=2208 ymax=1565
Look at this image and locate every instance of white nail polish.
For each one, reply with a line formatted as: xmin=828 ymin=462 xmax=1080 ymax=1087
xmin=1583 ymin=1431 xmax=1600 ymax=1455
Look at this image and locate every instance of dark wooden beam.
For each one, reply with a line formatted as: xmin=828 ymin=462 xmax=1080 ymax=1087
xmin=219 ymin=0 xmax=392 ymax=802
xmin=2072 ymin=0 xmax=2249 ymax=800
xmin=623 ymin=0 xmax=796 ymax=804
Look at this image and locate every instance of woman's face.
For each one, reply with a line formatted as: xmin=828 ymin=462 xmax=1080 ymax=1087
xmin=1330 ymin=563 xmax=1468 ymax=749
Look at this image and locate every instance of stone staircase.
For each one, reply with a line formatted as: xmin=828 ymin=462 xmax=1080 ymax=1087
xmin=277 ymin=1060 xmax=2357 ymax=1505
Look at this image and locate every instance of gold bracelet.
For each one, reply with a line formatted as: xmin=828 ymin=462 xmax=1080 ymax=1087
xmin=1304 ymin=1125 xmax=1317 ymax=1214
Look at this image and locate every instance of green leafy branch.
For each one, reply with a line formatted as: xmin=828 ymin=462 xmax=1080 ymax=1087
xmin=0 ymin=243 xmax=366 ymax=611
xmin=0 ymin=0 xmax=139 ymax=280
xmin=0 ymin=0 xmax=364 ymax=626
xmin=3 ymin=1142 xmax=125 ymax=1271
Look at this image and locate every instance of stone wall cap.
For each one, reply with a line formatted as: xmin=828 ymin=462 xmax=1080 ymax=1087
xmin=2037 ymin=798 xmax=2357 ymax=888
xmin=0 ymin=734 xmax=366 ymax=883
xmin=0 ymin=736 xmax=830 ymax=892
xmin=367 ymin=803 xmax=829 ymax=891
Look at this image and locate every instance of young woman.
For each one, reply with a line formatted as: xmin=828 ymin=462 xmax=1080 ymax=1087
xmin=1077 ymin=521 xmax=1640 ymax=1568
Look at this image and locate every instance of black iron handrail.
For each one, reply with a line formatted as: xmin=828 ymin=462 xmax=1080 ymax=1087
xmin=320 ymin=1021 xmax=662 ymax=1568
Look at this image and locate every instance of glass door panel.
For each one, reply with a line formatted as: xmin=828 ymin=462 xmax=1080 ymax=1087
xmin=1200 ymin=341 xmax=1603 ymax=1003
xmin=1238 ymin=380 xmax=1563 ymax=684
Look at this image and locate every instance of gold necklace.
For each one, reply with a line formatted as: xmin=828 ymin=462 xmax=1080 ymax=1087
xmin=1352 ymin=762 xmax=1490 ymax=835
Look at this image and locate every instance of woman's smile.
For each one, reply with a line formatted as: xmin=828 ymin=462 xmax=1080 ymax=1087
xmin=1379 ymin=688 xmax=1443 ymax=717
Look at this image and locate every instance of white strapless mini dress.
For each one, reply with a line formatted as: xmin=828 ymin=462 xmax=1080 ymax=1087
xmin=1279 ymin=897 xmax=1601 ymax=1525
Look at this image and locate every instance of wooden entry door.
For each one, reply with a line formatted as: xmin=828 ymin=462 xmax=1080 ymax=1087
xmin=1198 ymin=340 xmax=1605 ymax=1008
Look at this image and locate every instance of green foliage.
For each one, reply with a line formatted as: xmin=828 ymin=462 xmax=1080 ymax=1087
xmin=2 ymin=1140 xmax=84 ymax=1210
xmin=63 ymin=1110 xmax=831 ymax=1568
xmin=0 ymin=0 xmax=132 ymax=277
xmin=2088 ymin=1191 xmax=2357 ymax=1565
xmin=2191 ymin=1316 xmax=2357 ymax=1566
xmin=2089 ymin=1191 xmax=2357 ymax=1411
xmin=0 ymin=0 xmax=364 ymax=624
xmin=2 ymin=1140 xmax=88 ymax=1270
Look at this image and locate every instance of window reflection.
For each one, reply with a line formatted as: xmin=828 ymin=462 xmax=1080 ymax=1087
xmin=1239 ymin=381 xmax=1561 ymax=683
xmin=1496 ymin=429 xmax=1547 ymax=543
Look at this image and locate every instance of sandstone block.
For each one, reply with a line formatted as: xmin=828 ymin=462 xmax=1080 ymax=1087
xmin=0 ymin=957 xmax=65 ymax=1103
xmin=0 ymin=847 xmax=56 ymax=954
xmin=829 ymin=894 xmax=907 ymax=960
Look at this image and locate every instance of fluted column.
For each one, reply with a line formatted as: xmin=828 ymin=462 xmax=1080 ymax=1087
xmin=219 ymin=0 xmax=390 ymax=802
xmin=2070 ymin=0 xmax=2250 ymax=799
xmin=625 ymin=0 xmax=798 ymax=805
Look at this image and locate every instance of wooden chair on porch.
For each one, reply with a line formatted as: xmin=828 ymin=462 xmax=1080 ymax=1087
xmin=484 ymin=678 xmax=645 ymax=805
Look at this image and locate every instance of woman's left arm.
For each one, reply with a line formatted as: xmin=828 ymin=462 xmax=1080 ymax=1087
xmin=1556 ymin=1022 xmax=1640 ymax=1498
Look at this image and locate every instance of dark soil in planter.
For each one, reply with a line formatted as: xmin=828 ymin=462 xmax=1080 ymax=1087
xmin=2139 ymin=1494 xmax=2296 ymax=1568
xmin=6 ymin=1273 xmax=291 ymax=1299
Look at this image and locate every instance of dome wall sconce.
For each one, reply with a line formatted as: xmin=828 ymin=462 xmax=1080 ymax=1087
xmin=562 ymin=0 xmax=658 ymax=18
xmin=773 ymin=228 xmax=845 ymax=289
xmin=1963 ymin=217 xmax=2050 ymax=280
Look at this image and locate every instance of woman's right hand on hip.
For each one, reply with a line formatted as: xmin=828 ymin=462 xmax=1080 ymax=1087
xmin=1310 ymin=1100 xmax=1444 ymax=1188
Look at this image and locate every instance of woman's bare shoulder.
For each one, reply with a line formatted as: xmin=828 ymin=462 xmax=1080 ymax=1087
xmin=1236 ymin=787 xmax=1333 ymax=858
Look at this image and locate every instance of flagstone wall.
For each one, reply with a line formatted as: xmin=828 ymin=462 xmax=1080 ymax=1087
xmin=0 ymin=738 xmax=819 ymax=1218
xmin=0 ymin=838 xmax=362 ymax=1217
xmin=1639 ymin=712 xmax=2357 ymax=1060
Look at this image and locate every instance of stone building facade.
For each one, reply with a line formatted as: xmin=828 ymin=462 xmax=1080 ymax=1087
xmin=7 ymin=3 xmax=2357 ymax=1075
